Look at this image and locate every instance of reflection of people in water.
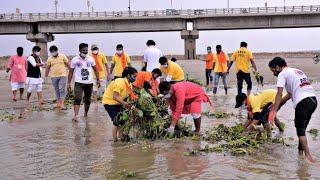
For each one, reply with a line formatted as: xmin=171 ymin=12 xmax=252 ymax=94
xmin=165 ymin=141 xmax=208 ymax=178
xmin=108 ymin=143 xmax=156 ymax=179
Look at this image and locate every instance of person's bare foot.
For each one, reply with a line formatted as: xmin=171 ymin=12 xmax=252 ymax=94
xmin=72 ymin=116 xmax=79 ymax=122
xmin=12 ymin=98 xmax=17 ymax=102
xmin=25 ymin=100 xmax=29 ymax=106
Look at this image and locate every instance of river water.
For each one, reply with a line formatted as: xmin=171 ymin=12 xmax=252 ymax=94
xmin=0 ymin=83 xmax=319 ymax=179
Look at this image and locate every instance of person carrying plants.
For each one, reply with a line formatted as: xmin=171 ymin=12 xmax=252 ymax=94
xmin=159 ymin=56 xmax=184 ymax=84
xmin=102 ymin=67 xmax=138 ymax=141
xmin=159 ymin=81 xmax=213 ymax=136
xmin=234 ymin=89 xmax=289 ymax=136
xmin=133 ymin=68 xmax=162 ymax=96
xmin=269 ymin=57 xmax=318 ymax=163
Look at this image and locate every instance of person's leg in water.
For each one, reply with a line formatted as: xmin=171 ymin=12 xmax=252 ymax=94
xmin=236 ymin=71 xmax=244 ymax=95
xmin=221 ymin=73 xmax=228 ymax=95
xmin=209 ymin=69 xmax=213 ymax=90
xmin=83 ymin=84 xmax=93 ymax=117
xmin=58 ymin=77 xmax=67 ymax=109
xmin=243 ymin=72 xmax=252 ymax=96
xmin=192 ymin=113 xmax=201 ymax=135
xmin=295 ymin=97 xmax=317 ymax=162
xmin=213 ymin=72 xmax=221 ymax=94
xmin=19 ymin=87 xmax=25 ymax=100
xmin=11 ymin=83 xmax=17 ymax=101
xmin=26 ymin=84 xmax=35 ymax=106
xmin=52 ymin=77 xmax=61 ymax=108
xmin=73 ymin=83 xmax=84 ymax=122
xmin=36 ymin=83 xmax=44 ymax=109
xmin=205 ymin=69 xmax=210 ymax=89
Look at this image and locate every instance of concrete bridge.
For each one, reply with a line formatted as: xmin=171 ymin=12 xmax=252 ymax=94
xmin=1 ymin=5 xmax=320 ymax=60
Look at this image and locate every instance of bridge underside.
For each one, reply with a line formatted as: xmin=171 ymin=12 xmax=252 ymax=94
xmin=1 ymin=13 xmax=320 ymax=59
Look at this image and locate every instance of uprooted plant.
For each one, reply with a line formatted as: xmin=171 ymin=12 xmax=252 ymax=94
xmin=114 ymin=89 xmax=193 ymax=140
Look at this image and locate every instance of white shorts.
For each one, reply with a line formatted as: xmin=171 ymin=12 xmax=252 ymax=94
xmin=92 ymin=78 xmax=107 ymax=95
xmin=27 ymin=84 xmax=43 ymax=93
xmin=11 ymin=82 xmax=25 ymax=91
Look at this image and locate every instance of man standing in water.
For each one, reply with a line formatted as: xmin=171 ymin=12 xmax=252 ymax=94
xmin=6 ymin=47 xmax=27 ymax=101
xmin=269 ymin=57 xmax=318 ymax=163
xmin=67 ymin=43 xmax=100 ymax=122
xmin=26 ymin=46 xmax=45 ymax=108
xmin=143 ymin=40 xmax=163 ymax=72
xmin=89 ymin=44 xmax=110 ymax=110
xmin=213 ymin=45 xmax=229 ymax=95
xmin=227 ymin=42 xmax=257 ymax=95
xmin=200 ymin=46 xmax=214 ymax=91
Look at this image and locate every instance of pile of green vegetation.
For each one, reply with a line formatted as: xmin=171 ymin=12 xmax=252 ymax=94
xmin=196 ymin=123 xmax=288 ymax=155
xmin=202 ymin=111 xmax=234 ymax=119
xmin=114 ymin=89 xmax=193 ymax=140
xmin=185 ymin=74 xmax=202 ymax=86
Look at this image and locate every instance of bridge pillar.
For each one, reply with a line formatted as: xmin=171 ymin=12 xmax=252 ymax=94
xmin=26 ymin=33 xmax=54 ymax=61
xmin=181 ymin=30 xmax=199 ymax=59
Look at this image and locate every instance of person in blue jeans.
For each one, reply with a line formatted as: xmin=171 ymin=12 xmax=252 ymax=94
xmin=213 ymin=45 xmax=229 ymax=95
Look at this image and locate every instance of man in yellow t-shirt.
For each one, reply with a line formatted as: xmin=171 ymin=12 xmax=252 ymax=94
xmin=159 ymin=56 xmax=184 ymax=84
xmin=213 ymin=45 xmax=229 ymax=95
xmin=89 ymin=44 xmax=110 ymax=110
xmin=234 ymin=89 xmax=290 ymax=135
xmin=110 ymin=44 xmax=131 ymax=79
xmin=45 ymin=45 xmax=70 ymax=109
xmin=227 ymin=42 xmax=257 ymax=95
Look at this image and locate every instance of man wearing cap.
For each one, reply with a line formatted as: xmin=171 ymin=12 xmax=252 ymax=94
xmin=89 ymin=44 xmax=110 ymax=110
xmin=235 ymin=89 xmax=289 ymax=135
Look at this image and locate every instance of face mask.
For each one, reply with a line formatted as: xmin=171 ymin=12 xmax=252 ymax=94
xmin=164 ymin=93 xmax=172 ymax=99
xmin=116 ymin=50 xmax=123 ymax=55
xmin=207 ymin=49 xmax=211 ymax=53
xmin=162 ymin=64 xmax=168 ymax=68
xmin=51 ymin=52 xmax=58 ymax=57
xmin=80 ymin=53 xmax=87 ymax=58
xmin=35 ymin=52 xmax=41 ymax=56
xmin=128 ymin=76 xmax=136 ymax=83
xmin=242 ymin=104 xmax=248 ymax=110
xmin=92 ymin=50 xmax=98 ymax=55
xmin=17 ymin=52 xmax=23 ymax=56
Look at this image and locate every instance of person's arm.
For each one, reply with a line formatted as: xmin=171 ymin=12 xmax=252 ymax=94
xmin=6 ymin=56 xmax=13 ymax=73
xmin=110 ymin=63 xmax=115 ymax=74
xmin=113 ymin=91 xmax=130 ymax=108
xmin=143 ymin=81 xmax=152 ymax=94
xmin=271 ymin=87 xmax=284 ymax=122
xmin=250 ymin=59 xmax=257 ymax=72
xmin=92 ymin=65 xmax=100 ymax=88
xmin=226 ymin=61 xmax=234 ymax=74
xmin=67 ymin=68 xmax=74 ymax=91
xmin=45 ymin=65 xmax=51 ymax=77
xmin=28 ymin=56 xmax=43 ymax=67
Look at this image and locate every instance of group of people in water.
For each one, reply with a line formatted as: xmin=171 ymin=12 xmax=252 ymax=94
xmin=6 ymin=40 xmax=318 ymax=162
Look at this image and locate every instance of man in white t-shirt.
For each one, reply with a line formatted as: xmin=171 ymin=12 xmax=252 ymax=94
xmin=67 ymin=43 xmax=100 ymax=122
xmin=269 ymin=57 xmax=318 ymax=163
xmin=143 ymin=40 xmax=163 ymax=72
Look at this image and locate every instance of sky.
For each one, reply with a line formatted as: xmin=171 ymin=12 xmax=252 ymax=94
xmin=1 ymin=0 xmax=320 ymax=56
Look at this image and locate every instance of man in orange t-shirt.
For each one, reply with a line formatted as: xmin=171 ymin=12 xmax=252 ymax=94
xmin=133 ymin=68 xmax=162 ymax=96
xmin=200 ymin=46 xmax=214 ymax=90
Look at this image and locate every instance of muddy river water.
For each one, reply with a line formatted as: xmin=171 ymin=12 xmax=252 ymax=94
xmin=0 ymin=82 xmax=319 ymax=179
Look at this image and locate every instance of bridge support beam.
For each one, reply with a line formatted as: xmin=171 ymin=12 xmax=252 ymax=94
xmin=26 ymin=33 xmax=54 ymax=61
xmin=181 ymin=30 xmax=199 ymax=59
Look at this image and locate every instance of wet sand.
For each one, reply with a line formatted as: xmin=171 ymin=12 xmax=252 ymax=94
xmin=0 ymin=57 xmax=319 ymax=179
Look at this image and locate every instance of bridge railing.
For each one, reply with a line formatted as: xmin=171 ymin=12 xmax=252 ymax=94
xmin=1 ymin=5 xmax=320 ymax=20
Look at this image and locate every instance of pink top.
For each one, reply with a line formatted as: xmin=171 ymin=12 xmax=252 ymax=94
xmin=7 ymin=55 xmax=27 ymax=83
xmin=167 ymin=81 xmax=213 ymax=120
